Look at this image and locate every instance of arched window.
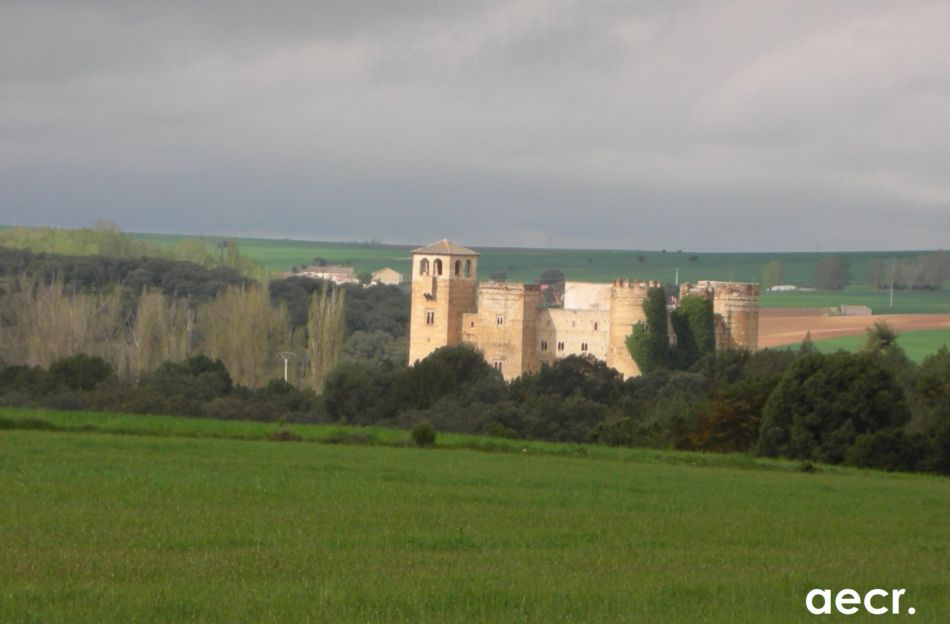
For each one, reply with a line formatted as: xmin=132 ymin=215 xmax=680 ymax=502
xmin=464 ymin=259 xmax=472 ymax=277
xmin=419 ymin=258 xmax=429 ymax=276
xmin=454 ymin=260 xmax=461 ymax=276
xmin=434 ymin=259 xmax=443 ymax=276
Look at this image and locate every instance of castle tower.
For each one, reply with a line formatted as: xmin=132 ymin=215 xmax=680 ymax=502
xmin=408 ymin=239 xmax=479 ymax=365
xmin=680 ymin=281 xmax=760 ymax=351
xmin=710 ymin=282 xmax=759 ymax=350
xmin=606 ymin=279 xmax=658 ymax=378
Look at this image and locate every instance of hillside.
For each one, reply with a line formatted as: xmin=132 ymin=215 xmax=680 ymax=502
xmin=130 ymin=231 xmax=950 ymax=313
xmin=1 ymin=408 xmax=948 ymax=623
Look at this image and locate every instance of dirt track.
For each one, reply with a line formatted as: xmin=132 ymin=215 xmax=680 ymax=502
xmin=758 ymin=308 xmax=950 ymax=348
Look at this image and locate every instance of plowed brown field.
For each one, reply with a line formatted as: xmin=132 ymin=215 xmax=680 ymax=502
xmin=758 ymin=308 xmax=950 ymax=348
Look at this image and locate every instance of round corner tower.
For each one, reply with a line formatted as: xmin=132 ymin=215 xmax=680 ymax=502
xmin=689 ymin=281 xmax=759 ymax=351
xmin=606 ymin=279 xmax=661 ymax=378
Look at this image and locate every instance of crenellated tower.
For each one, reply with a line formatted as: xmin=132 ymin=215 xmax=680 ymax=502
xmin=606 ymin=279 xmax=661 ymax=378
xmin=679 ymin=281 xmax=760 ymax=351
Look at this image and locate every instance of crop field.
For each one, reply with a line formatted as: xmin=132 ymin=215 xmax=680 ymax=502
xmin=770 ymin=328 xmax=950 ymax=362
xmin=129 ymin=232 xmax=950 ymax=314
xmin=1 ymin=408 xmax=948 ymax=623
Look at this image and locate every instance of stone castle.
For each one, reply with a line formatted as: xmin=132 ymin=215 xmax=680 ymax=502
xmin=408 ymin=240 xmax=759 ymax=380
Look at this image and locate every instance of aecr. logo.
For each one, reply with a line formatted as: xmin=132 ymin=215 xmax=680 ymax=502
xmin=806 ymin=588 xmax=915 ymax=616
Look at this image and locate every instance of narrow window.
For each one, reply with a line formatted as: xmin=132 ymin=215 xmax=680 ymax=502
xmin=420 ymin=258 xmax=429 ymax=276
xmin=464 ymin=260 xmax=472 ymax=277
xmin=434 ymin=258 xmax=443 ymax=276
xmin=496 ymin=315 xmax=505 ymax=326
xmin=470 ymin=321 xmax=475 ymax=328
xmin=454 ymin=260 xmax=461 ymax=276
xmin=581 ymin=342 xmax=588 ymax=352
xmin=557 ymin=342 xmax=565 ymax=352
xmin=593 ymin=322 xmax=598 ymax=331
xmin=493 ymin=361 xmax=503 ymax=372
xmin=540 ymin=340 xmax=548 ymax=351
xmin=425 ymin=310 xmax=435 ymax=325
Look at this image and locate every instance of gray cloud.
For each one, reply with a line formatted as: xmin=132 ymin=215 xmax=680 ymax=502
xmin=1 ymin=0 xmax=948 ymax=250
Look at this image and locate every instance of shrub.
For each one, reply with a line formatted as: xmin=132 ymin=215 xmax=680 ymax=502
xmin=411 ymin=420 xmax=437 ymax=447
xmin=46 ymin=354 xmax=114 ymax=393
xmin=845 ymin=430 xmax=930 ymax=472
xmin=268 ymin=428 xmax=302 ymax=442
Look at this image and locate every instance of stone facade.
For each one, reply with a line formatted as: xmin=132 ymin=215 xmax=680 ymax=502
xmin=409 ymin=240 xmax=760 ymax=381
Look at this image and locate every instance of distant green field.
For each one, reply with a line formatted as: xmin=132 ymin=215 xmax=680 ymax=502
xmin=1 ymin=408 xmax=948 ymax=622
xmin=130 ymin=232 xmax=950 ymax=313
xmin=775 ymin=329 xmax=950 ymax=363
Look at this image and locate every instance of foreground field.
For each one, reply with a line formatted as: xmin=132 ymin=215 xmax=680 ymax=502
xmin=1 ymin=409 xmax=948 ymax=622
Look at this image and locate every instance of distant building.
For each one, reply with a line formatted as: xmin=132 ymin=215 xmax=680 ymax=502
xmin=837 ymin=305 xmax=872 ymax=316
xmin=769 ymin=285 xmax=798 ymax=292
xmin=298 ymin=265 xmax=358 ymax=284
xmin=371 ymin=267 xmax=403 ymax=286
xmin=408 ymin=239 xmax=760 ymax=381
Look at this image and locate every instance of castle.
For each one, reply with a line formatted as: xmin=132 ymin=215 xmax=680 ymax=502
xmin=408 ymin=239 xmax=759 ymax=380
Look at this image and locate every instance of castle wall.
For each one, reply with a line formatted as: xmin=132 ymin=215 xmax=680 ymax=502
xmin=537 ymin=308 xmax=610 ymax=365
xmin=563 ymin=282 xmax=612 ymax=310
xmin=461 ymin=282 xmax=540 ymax=380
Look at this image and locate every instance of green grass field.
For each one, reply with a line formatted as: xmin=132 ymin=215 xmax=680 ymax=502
xmin=1 ymin=408 xmax=948 ymax=622
xmin=130 ymin=231 xmax=950 ymax=313
xmin=775 ymin=329 xmax=950 ymax=363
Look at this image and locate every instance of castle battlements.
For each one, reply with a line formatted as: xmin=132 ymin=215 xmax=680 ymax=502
xmin=408 ymin=240 xmax=760 ymax=380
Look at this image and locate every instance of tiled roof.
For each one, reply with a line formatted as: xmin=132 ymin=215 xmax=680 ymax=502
xmin=411 ymin=239 xmax=479 ymax=255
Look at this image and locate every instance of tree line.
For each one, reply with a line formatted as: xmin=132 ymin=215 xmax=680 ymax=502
xmin=0 ymin=224 xmax=265 ymax=278
xmin=2 ymin=321 xmax=947 ymax=476
xmin=0 ymin=245 xmax=409 ymax=386
xmin=761 ymin=251 xmax=948 ymax=291
xmin=0 ymin=277 xmax=346 ymax=389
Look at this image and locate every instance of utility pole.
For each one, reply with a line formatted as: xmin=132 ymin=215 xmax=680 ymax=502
xmin=889 ymin=257 xmax=896 ymax=309
xmin=277 ymin=352 xmax=295 ymax=383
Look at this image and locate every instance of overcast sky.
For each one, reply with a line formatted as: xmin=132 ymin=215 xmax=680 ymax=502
xmin=1 ymin=1 xmax=948 ymax=251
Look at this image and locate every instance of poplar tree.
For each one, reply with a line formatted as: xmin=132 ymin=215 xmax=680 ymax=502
xmin=306 ymin=283 xmax=346 ymax=390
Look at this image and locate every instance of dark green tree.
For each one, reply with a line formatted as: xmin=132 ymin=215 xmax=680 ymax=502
xmin=46 ymin=354 xmax=114 ymax=392
xmin=406 ymin=345 xmax=503 ymax=410
xmin=539 ymin=268 xmax=566 ymax=307
xmin=758 ymin=352 xmax=910 ymax=463
xmin=670 ymin=295 xmax=715 ymax=368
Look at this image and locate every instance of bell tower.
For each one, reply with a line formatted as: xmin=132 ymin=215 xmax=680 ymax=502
xmin=408 ymin=239 xmax=479 ymax=365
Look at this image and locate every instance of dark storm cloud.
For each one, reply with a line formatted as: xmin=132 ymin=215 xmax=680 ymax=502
xmin=1 ymin=0 xmax=948 ymax=250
